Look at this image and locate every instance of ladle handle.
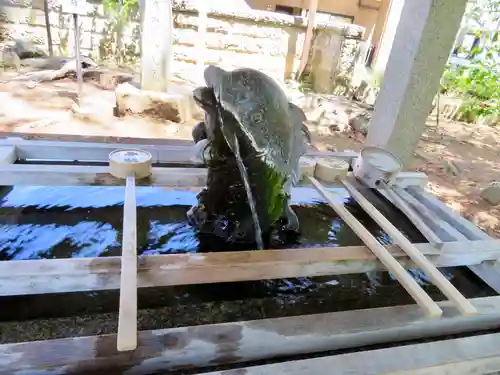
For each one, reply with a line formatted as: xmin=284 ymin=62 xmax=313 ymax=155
xmin=309 ymin=176 xmax=443 ymax=318
xmin=117 ymin=175 xmax=138 ymax=351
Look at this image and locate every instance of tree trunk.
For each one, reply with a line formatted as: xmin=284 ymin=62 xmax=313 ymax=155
xmin=43 ymin=0 xmax=54 ymax=57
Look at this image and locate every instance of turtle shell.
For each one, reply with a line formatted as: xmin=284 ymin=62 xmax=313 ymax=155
xmin=204 ymin=65 xmax=304 ymax=184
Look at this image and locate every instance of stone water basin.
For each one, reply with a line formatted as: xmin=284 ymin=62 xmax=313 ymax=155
xmin=0 ymin=185 xmax=495 ymax=343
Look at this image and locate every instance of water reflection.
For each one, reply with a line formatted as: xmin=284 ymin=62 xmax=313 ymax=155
xmin=0 ymin=185 xmax=490 ymax=321
xmin=0 ymin=185 xmax=450 ymax=293
xmin=0 ymin=186 xmax=353 ymax=260
xmin=0 ymin=222 xmax=119 ymax=260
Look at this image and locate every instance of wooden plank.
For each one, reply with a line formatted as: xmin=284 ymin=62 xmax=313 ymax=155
xmin=3 ymin=296 xmax=500 ymax=374
xmin=117 ymin=175 xmax=138 ymax=352
xmin=343 ymin=180 xmax=477 ymax=316
xmin=201 ymin=332 xmax=500 ymax=375
xmin=1 ymin=240 xmax=499 ymax=296
xmin=298 ymin=0 xmax=319 ymax=77
xmin=0 ymin=164 xmax=207 ymax=187
xmin=309 ymin=177 xmax=442 ymax=318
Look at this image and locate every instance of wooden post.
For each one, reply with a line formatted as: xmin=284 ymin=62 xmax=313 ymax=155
xmin=297 ymin=0 xmax=318 ymax=78
xmin=72 ymin=13 xmax=83 ymax=105
xmin=61 ymin=0 xmax=88 ymax=105
xmin=196 ymin=0 xmax=208 ymax=85
xmin=140 ymin=0 xmax=173 ymax=91
xmin=43 ymin=0 xmax=54 ymax=57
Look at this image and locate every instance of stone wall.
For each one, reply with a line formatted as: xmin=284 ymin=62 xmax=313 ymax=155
xmin=0 ymin=0 xmax=364 ymax=84
xmin=305 ymin=24 xmax=362 ymax=94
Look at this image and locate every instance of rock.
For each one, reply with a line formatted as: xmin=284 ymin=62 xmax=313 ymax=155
xmin=349 ymin=111 xmax=371 ymax=135
xmin=2 ymin=39 xmax=47 ymax=59
xmin=115 ymin=82 xmax=195 ymax=122
xmin=481 ymin=182 xmax=500 ymax=205
xmin=82 ymin=69 xmax=134 ymax=90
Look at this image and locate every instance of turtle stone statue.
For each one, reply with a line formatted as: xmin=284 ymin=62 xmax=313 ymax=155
xmin=187 ymin=65 xmax=310 ymax=246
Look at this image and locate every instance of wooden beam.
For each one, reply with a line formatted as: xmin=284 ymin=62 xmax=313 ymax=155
xmin=201 ymin=332 xmax=500 ymax=375
xmin=0 ymin=163 xmax=427 ymax=188
xmin=0 ymin=138 xmax=196 ymax=164
xmin=0 ymin=164 xmax=207 ymax=187
xmin=0 ymin=138 xmax=360 ymax=164
xmin=117 ymin=175 xmax=138 ymax=352
xmin=3 ymin=296 xmax=500 ymax=374
xmin=1 ymin=240 xmax=499 ymax=296
xmin=309 ymin=177 xmax=442 ymax=317
xmin=343 ymin=180 xmax=477 ymax=315
xmin=298 ymin=0 xmax=319 ymax=77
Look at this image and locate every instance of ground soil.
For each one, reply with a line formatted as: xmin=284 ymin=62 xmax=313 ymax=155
xmin=1 ymin=70 xmax=499 ymax=239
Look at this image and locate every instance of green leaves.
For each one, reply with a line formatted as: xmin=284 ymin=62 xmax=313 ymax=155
xmin=440 ymin=0 xmax=500 ymax=124
xmin=103 ymin=0 xmax=139 ymax=21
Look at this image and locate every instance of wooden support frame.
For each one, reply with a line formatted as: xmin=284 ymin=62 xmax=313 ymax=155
xmin=3 ymin=296 xmax=500 ymax=374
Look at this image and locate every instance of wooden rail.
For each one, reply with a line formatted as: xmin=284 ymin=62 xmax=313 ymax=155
xmin=0 ymin=137 xmax=359 ymax=164
xmin=0 ymin=163 xmax=427 ymax=188
xmin=200 ymin=332 xmax=500 ymax=375
xmin=3 ymin=296 xmax=500 ymax=374
xmin=1 ymin=240 xmax=499 ymax=296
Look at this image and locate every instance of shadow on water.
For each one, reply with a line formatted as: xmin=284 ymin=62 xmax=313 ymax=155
xmin=0 ymin=185 xmax=495 ymax=324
